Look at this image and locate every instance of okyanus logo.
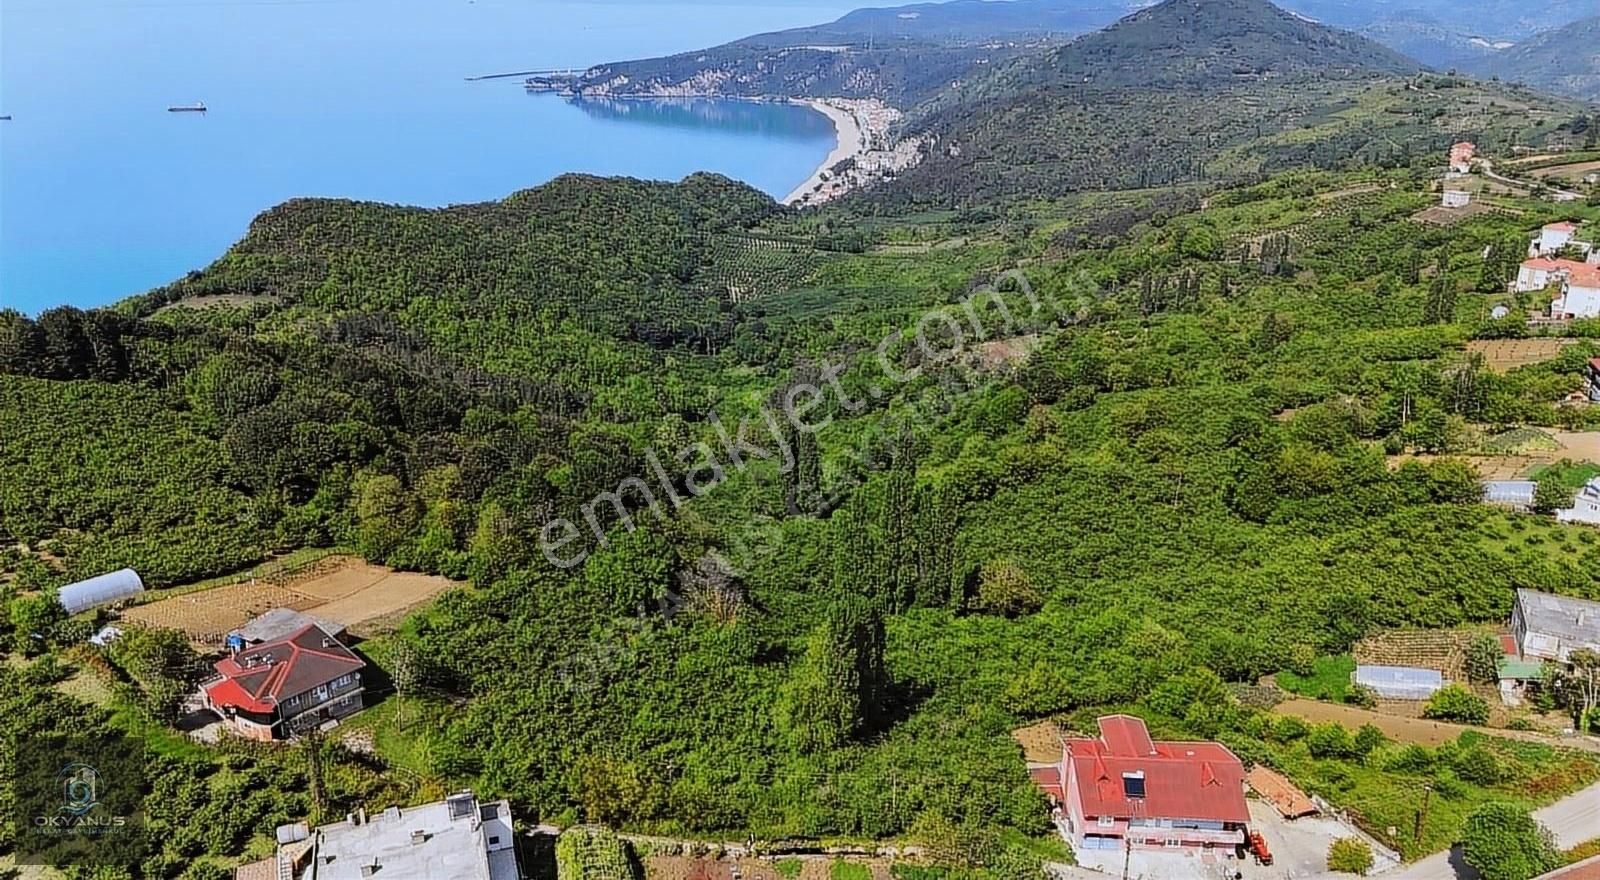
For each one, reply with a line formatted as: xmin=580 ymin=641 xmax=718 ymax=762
xmin=31 ymin=762 xmax=127 ymax=831
xmin=59 ymin=762 xmax=100 ymax=817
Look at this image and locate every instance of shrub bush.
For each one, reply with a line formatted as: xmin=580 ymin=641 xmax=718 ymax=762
xmin=1423 ymin=685 xmax=1489 ymax=725
xmin=1327 ymin=837 xmax=1374 ymax=875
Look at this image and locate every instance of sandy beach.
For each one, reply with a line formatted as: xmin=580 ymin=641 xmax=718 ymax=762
xmin=782 ymin=99 xmax=864 ymax=205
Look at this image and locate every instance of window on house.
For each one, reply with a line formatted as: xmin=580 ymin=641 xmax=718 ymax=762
xmin=489 ymin=836 xmax=500 ymax=845
xmin=1122 ymin=771 xmax=1146 ymax=799
xmin=314 ymin=685 xmax=329 ymax=702
xmin=1165 ymin=839 xmax=1179 ymax=847
xmin=1097 ymin=816 xmax=1114 ymax=828
xmin=334 ymin=674 xmax=353 ymax=688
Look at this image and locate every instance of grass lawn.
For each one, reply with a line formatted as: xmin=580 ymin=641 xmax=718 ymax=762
xmin=1531 ymin=460 xmax=1600 ymax=491
xmin=1270 ymin=731 xmax=1600 ymax=859
xmin=1277 ymin=654 xmax=1356 ymax=702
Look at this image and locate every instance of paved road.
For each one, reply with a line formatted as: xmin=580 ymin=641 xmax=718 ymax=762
xmin=1353 ymin=780 xmax=1600 ymax=880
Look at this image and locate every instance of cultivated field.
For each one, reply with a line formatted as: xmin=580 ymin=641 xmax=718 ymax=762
xmin=1410 ymin=202 xmax=1493 ymax=226
xmin=120 ymin=556 xmax=457 ymax=644
xmin=1385 ymin=430 xmax=1600 ymax=481
xmin=1530 ymin=160 xmax=1600 ymax=182
xmin=1466 ymin=338 xmax=1582 ymax=373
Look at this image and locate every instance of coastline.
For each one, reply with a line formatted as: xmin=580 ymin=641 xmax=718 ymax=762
xmin=782 ymin=99 xmax=865 ymax=206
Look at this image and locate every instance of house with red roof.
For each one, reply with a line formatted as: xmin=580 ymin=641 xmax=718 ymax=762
xmin=202 ymin=619 xmax=366 ymax=741
xmin=1553 ymin=266 xmax=1600 ymax=320
xmin=1052 ymin=715 xmax=1249 ymax=854
xmin=1516 ymin=257 xmax=1592 ymax=293
xmin=1448 ymin=142 xmax=1475 ymax=174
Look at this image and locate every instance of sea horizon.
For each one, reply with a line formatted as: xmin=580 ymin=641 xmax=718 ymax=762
xmin=0 ymin=0 xmax=858 ymax=315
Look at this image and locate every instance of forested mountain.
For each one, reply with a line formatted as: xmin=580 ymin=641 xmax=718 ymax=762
xmin=862 ymin=0 xmax=1569 ymax=206
xmin=1348 ymin=16 xmax=1506 ymax=70
xmin=943 ymin=0 xmax=1418 ymax=97
xmin=529 ymin=0 xmax=1138 ymax=105
xmin=10 ymin=3 xmax=1600 ymax=876
xmin=1274 ymin=0 xmax=1597 ymax=67
xmin=763 ymin=0 xmax=1135 ymax=44
xmin=1459 ymin=16 xmax=1600 ymax=102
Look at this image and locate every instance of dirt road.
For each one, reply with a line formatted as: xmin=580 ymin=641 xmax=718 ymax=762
xmin=1273 ymin=699 xmax=1600 ymax=754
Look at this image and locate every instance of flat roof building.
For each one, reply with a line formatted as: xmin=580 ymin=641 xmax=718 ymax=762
xmin=275 ymin=792 xmax=519 ymax=880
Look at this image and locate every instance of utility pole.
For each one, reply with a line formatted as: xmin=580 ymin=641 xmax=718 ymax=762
xmin=1413 ymin=782 xmax=1432 ymax=847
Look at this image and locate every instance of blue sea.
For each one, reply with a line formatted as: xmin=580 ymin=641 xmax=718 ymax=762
xmin=0 ymin=0 xmax=858 ymax=314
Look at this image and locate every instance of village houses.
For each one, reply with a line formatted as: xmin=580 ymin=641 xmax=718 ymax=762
xmin=1513 ymin=222 xmax=1600 ymax=318
xmin=1448 ymin=141 xmax=1475 ymax=175
xmin=1557 ymin=477 xmax=1600 ymax=526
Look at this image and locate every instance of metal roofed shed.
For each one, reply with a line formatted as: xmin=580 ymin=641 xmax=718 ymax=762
xmin=1353 ymin=664 xmax=1445 ymax=700
xmin=57 ymin=568 xmax=144 ymax=615
xmin=233 ymin=607 xmax=345 ymax=646
xmin=1497 ymin=657 xmax=1546 ymax=681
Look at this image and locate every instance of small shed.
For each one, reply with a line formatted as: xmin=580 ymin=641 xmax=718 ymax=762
xmin=1353 ymin=664 xmax=1444 ymax=700
xmin=1246 ymin=765 xmax=1318 ymax=819
xmin=57 ymin=568 xmax=144 ymax=616
xmin=232 ymin=607 xmax=345 ymax=646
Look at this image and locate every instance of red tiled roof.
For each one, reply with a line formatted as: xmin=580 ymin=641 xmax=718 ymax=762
xmin=1523 ymin=258 xmax=1591 ymax=273
xmin=1569 ymin=266 xmax=1600 ymax=289
xmin=1065 ymin=715 xmax=1249 ymax=824
xmin=1589 ymin=357 xmax=1600 ymax=372
xmin=1500 ymin=633 xmax=1519 ymax=656
xmin=203 ymin=623 xmax=363 ymax=713
xmin=1099 ymin=714 xmax=1157 ymax=756
xmin=1545 ymin=222 xmax=1579 ymax=232
xmin=1029 ymin=765 xmax=1064 ymax=802
xmin=1537 ymin=855 xmax=1600 ymax=880
xmin=1245 ymin=766 xmax=1317 ymax=819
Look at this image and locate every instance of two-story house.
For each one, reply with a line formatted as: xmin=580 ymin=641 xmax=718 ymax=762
xmin=203 ymin=618 xmax=365 ymax=740
xmin=1055 ymin=715 xmax=1249 ymax=855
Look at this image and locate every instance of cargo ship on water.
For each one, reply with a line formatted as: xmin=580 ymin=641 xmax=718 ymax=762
xmin=167 ymin=102 xmax=206 ymax=113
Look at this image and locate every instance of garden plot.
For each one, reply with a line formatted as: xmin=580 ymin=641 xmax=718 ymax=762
xmin=120 ymin=556 xmax=456 ymax=644
xmin=1465 ymin=338 xmax=1582 ymax=373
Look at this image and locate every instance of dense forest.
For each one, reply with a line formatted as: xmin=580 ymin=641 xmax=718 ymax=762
xmin=5 ymin=156 xmax=1600 ymax=878
xmin=877 ymin=0 xmax=1593 ymax=208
